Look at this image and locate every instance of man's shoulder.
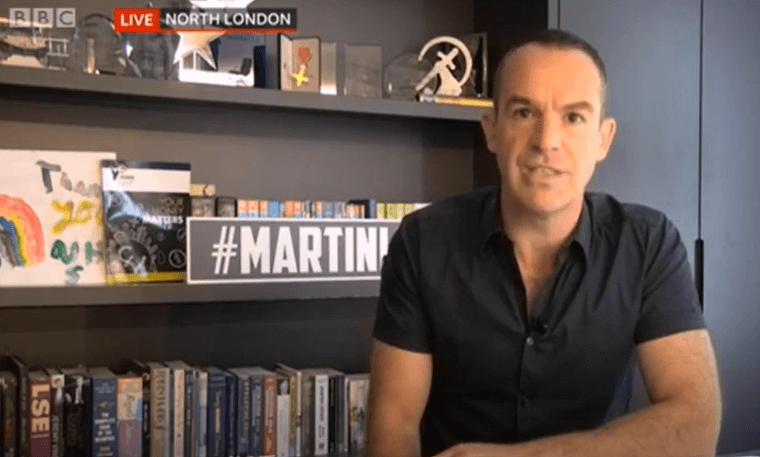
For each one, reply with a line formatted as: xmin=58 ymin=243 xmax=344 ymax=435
xmin=585 ymin=192 xmax=676 ymax=239
xmin=404 ymin=186 xmax=495 ymax=226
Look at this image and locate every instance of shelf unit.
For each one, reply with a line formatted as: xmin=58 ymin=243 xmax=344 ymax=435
xmin=0 ymin=65 xmax=488 ymax=122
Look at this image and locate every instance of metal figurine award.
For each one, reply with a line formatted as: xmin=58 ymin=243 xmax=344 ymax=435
xmin=415 ymin=35 xmax=472 ymax=98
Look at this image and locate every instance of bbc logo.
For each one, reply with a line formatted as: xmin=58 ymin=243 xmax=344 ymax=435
xmin=9 ymin=8 xmax=76 ymax=28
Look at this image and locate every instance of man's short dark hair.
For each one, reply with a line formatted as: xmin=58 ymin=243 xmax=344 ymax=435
xmin=493 ymin=28 xmax=609 ymax=121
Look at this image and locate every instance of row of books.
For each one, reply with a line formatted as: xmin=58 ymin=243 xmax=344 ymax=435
xmin=0 ymin=355 xmax=370 ymax=457
xmin=190 ymin=186 xmax=429 ymax=220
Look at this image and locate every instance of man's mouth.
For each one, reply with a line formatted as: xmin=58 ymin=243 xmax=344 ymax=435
xmin=527 ymin=166 xmax=563 ymax=176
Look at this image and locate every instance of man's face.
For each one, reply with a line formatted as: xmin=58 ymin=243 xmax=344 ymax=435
xmin=481 ymin=44 xmax=616 ymax=216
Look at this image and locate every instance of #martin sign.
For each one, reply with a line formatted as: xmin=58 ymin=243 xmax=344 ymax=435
xmin=187 ymin=218 xmax=401 ymax=284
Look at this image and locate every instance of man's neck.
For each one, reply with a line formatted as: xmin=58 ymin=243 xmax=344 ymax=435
xmin=500 ymin=187 xmax=584 ymax=269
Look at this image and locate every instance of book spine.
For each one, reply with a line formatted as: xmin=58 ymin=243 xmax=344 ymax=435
xmin=150 ymin=368 xmax=172 ymax=457
xmin=64 ymin=373 xmax=89 ymax=457
xmin=196 ymin=371 xmax=208 ymax=457
xmin=49 ymin=373 xmax=65 ymax=457
xmin=287 ymin=375 xmax=297 ymax=457
xmin=236 ymin=376 xmax=250 ymax=457
xmin=276 ymin=390 xmax=289 ymax=457
xmin=206 ymin=373 xmax=226 ymax=457
xmin=29 ymin=372 xmax=51 ymax=457
xmin=184 ymin=370 xmax=193 ymax=457
xmin=300 ymin=377 xmax=312 ymax=457
xmin=91 ymin=376 xmax=117 ymax=457
xmin=117 ymin=377 xmax=143 ymax=457
xmin=172 ymin=369 xmax=184 ymax=457
xmin=348 ymin=381 xmax=357 ymax=454
xmin=356 ymin=379 xmax=369 ymax=454
xmin=249 ymin=378 xmax=263 ymax=457
xmin=327 ymin=376 xmax=335 ymax=454
xmin=0 ymin=373 xmax=17 ymax=457
xmin=314 ymin=376 xmax=328 ymax=456
xmin=262 ymin=376 xmax=276 ymax=457
xmin=16 ymin=360 xmax=29 ymax=457
xmin=294 ymin=371 xmax=302 ymax=457
xmin=340 ymin=375 xmax=348 ymax=455
xmin=138 ymin=372 xmax=150 ymax=457
xmin=224 ymin=375 xmax=236 ymax=457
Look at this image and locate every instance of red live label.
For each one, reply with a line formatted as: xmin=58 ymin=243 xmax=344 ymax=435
xmin=113 ymin=8 xmax=160 ymax=32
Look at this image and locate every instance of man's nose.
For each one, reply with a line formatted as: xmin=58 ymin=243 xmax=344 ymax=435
xmin=531 ymin=114 xmax=561 ymax=152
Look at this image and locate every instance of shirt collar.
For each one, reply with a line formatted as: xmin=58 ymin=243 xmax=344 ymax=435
xmin=478 ymin=186 xmax=592 ymax=260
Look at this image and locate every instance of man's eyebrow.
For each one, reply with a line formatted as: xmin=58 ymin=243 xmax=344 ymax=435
xmin=503 ymin=96 xmax=595 ymax=113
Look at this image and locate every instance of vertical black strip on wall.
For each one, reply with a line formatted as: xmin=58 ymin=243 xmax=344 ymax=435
xmin=695 ymin=0 xmax=705 ymax=310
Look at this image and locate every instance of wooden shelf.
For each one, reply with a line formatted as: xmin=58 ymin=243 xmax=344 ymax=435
xmin=0 ymin=65 xmax=488 ymax=122
xmin=0 ymin=280 xmax=381 ymax=308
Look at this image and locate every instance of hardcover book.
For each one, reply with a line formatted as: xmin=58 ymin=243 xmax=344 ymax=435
xmin=45 ymin=368 xmax=65 ymax=457
xmin=28 ymin=370 xmax=51 ymax=457
xmin=116 ymin=374 xmax=143 ymax=457
xmin=60 ymin=366 xmax=90 ymax=457
xmin=101 ymin=160 xmax=191 ymax=285
xmin=204 ymin=367 xmax=227 ymax=457
xmin=146 ymin=362 xmax=172 ymax=457
xmin=0 ymin=355 xmax=28 ymax=457
xmin=0 ymin=370 xmax=18 ymax=457
xmin=89 ymin=367 xmax=118 ymax=457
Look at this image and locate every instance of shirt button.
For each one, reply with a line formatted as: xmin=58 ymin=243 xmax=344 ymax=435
xmin=526 ymin=336 xmax=535 ymax=346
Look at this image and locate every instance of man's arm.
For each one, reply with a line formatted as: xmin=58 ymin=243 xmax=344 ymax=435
xmin=367 ymin=339 xmax=433 ymax=457
xmin=434 ymin=328 xmax=723 ymax=457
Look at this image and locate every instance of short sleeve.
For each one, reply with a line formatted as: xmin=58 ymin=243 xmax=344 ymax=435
xmin=372 ymin=218 xmax=432 ymax=353
xmin=635 ymin=216 xmax=706 ymax=344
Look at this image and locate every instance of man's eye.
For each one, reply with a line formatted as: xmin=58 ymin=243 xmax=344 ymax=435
xmin=567 ymin=112 xmax=585 ymax=124
xmin=513 ymin=108 xmax=532 ymax=119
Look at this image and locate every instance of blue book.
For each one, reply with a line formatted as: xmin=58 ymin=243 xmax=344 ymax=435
xmin=249 ymin=376 xmax=264 ymax=457
xmin=324 ymin=202 xmax=334 ymax=219
xmin=268 ymin=201 xmax=280 ymax=218
xmin=206 ymin=368 xmax=227 ymax=457
xmin=224 ymin=372 xmax=237 ymax=457
xmin=227 ymin=369 xmax=250 ymax=457
xmin=89 ymin=367 xmax=118 ymax=457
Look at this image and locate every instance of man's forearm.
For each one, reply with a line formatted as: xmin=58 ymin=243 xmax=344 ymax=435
xmin=436 ymin=398 xmax=720 ymax=457
xmin=367 ymin=422 xmax=421 ymax=457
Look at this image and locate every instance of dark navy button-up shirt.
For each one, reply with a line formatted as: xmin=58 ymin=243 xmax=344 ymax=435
xmin=372 ymin=185 xmax=706 ymax=457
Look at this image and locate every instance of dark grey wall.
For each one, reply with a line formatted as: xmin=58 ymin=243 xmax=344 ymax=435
xmin=0 ymin=0 xmax=482 ymax=372
xmin=702 ymin=0 xmax=760 ymax=453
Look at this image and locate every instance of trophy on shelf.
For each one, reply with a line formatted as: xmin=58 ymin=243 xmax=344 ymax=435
xmin=415 ymin=36 xmax=472 ymax=98
xmin=173 ymin=0 xmax=257 ymax=87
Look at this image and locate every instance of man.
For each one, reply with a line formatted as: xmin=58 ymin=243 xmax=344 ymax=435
xmin=368 ymin=29 xmax=722 ymax=457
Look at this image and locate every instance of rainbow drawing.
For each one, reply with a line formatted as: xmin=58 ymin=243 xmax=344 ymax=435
xmin=0 ymin=194 xmax=45 ymax=267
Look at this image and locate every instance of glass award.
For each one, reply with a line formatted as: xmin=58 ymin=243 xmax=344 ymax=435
xmin=383 ymin=53 xmax=435 ymax=100
xmin=67 ymin=13 xmax=128 ymax=76
xmin=344 ymin=45 xmax=382 ymax=98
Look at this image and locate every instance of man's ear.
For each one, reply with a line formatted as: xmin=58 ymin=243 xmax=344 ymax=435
xmin=597 ymin=117 xmax=617 ymax=161
xmin=480 ymin=109 xmax=497 ymax=153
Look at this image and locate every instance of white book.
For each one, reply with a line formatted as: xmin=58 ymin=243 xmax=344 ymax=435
xmin=313 ymin=374 xmax=329 ymax=456
xmin=165 ymin=362 xmax=186 ymax=457
xmin=195 ymin=368 xmax=208 ymax=457
xmin=274 ymin=364 xmax=302 ymax=457
xmin=276 ymin=376 xmax=290 ymax=457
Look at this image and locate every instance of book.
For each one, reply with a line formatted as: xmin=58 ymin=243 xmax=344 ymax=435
xmin=204 ymin=367 xmax=227 ymax=457
xmin=116 ymin=374 xmax=143 ymax=457
xmin=0 ymin=355 xmax=28 ymax=457
xmin=192 ymin=368 xmax=208 ymax=457
xmin=101 ymin=160 xmax=191 ymax=285
xmin=28 ymin=370 xmax=51 ymax=457
xmin=223 ymin=371 xmax=236 ymax=457
xmin=164 ymin=361 xmax=194 ymax=457
xmin=45 ymin=368 xmax=65 ymax=457
xmin=246 ymin=368 xmax=277 ymax=457
xmin=274 ymin=364 xmax=302 ymax=457
xmin=146 ymin=363 xmax=172 ymax=457
xmin=0 ymin=370 xmax=17 ymax=457
xmin=300 ymin=370 xmax=329 ymax=456
xmin=60 ymin=365 xmax=90 ymax=457
xmin=275 ymin=376 xmax=290 ymax=457
xmin=226 ymin=369 xmax=251 ymax=457
xmin=89 ymin=367 xmax=118 ymax=457
xmin=347 ymin=374 xmax=370 ymax=455
xmin=108 ymin=359 xmax=151 ymax=457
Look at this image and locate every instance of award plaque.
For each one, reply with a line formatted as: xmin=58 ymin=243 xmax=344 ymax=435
xmin=124 ymin=32 xmax=174 ymax=79
xmin=279 ymin=34 xmax=320 ymax=93
xmin=320 ymin=41 xmax=337 ymax=95
xmin=344 ymin=44 xmax=382 ymax=98
xmin=458 ymin=32 xmax=488 ymax=98
xmin=415 ymin=36 xmax=472 ymax=97
xmin=383 ymin=53 xmax=435 ymax=100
